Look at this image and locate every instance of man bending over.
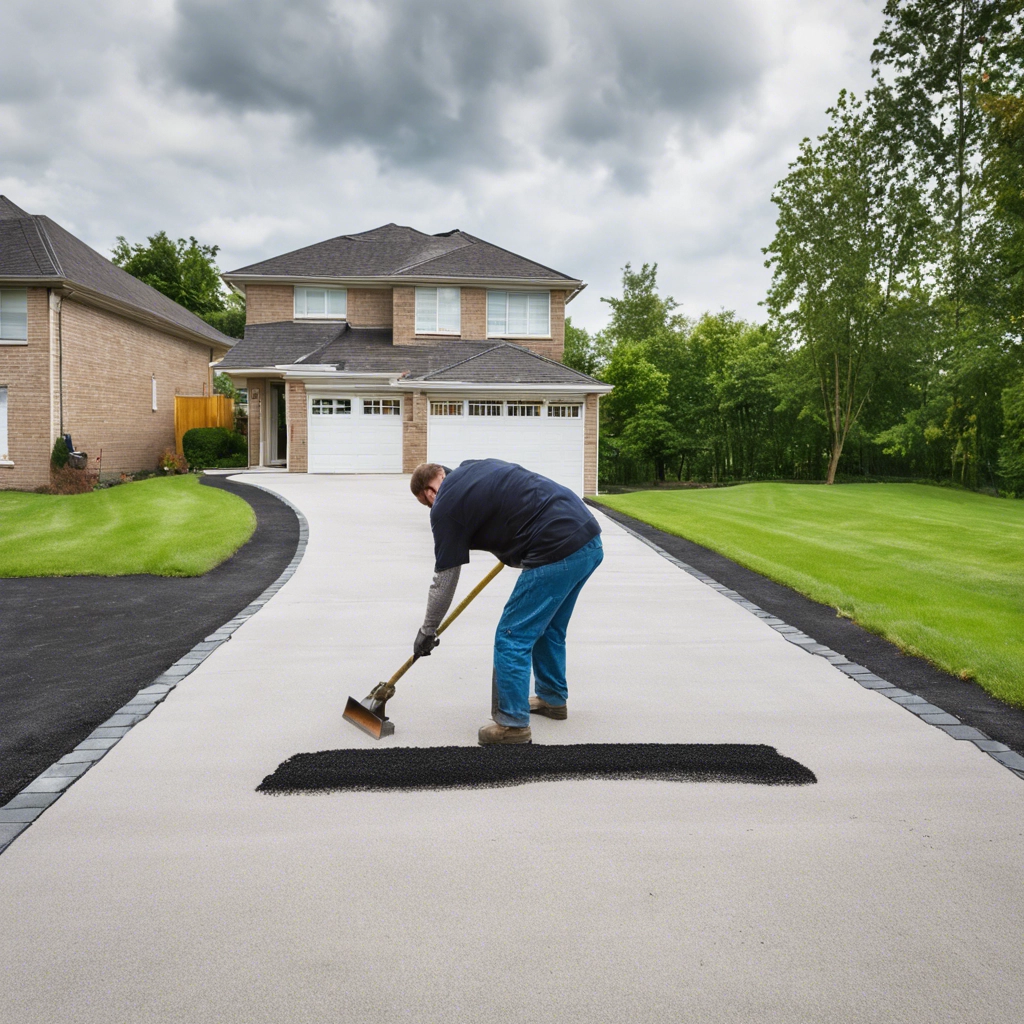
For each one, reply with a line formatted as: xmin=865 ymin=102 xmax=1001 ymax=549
xmin=411 ymin=459 xmax=603 ymax=745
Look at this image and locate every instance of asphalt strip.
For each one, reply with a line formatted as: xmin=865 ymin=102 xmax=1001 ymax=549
xmin=257 ymin=743 xmax=817 ymax=793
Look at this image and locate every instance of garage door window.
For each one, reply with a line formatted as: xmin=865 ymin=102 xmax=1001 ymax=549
xmin=507 ymin=402 xmax=541 ymax=417
xmin=363 ymin=399 xmax=401 ymax=415
xmin=312 ymin=398 xmax=351 ymax=415
xmin=468 ymin=401 xmax=502 ymax=416
xmin=548 ymin=404 xmax=581 ymax=418
xmin=430 ymin=401 xmax=463 ymax=416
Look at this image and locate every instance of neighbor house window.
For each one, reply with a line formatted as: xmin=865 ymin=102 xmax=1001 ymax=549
xmin=468 ymin=401 xmax=502 ymax=416
xmin=0 ymin=289 xmax=28 ymax=342
xmin=430 ymin=401 xmax=463 ymax=416
xmin=547 ymin=404 xmax=581 ymax=418
xmin=507 ymin=402 xmax=541 ymax=417
xmin=311 ymin=398 xmax=351 ymax=415
xmin=416 ymin=287 xmax=460 ymax=334
xmin=0 ymin=387 xmax=8 ymax=460
xmin=487 ymin=291 xmax=550 ymax=337
xmin=295 ymin=287 xmax=347 ymax=319
xmin=363 ymin=399 xmax=401 ymax=415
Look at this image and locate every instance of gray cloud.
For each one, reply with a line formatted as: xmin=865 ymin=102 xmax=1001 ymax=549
xmin=162 ymin=0 xmax=764 ymax=184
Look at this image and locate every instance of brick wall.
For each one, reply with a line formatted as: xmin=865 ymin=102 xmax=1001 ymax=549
xmin=246 ymin=285 xmax=294 ymax=324
xmin=348 ymin=288 xmax=393 ymax=327
xmin=403 ymin=391 xmax=428 ymax=471
xmin=286 ymin=380 xmax=308 ymax=472
xmin=246 ymin=379 xmax=262 ymax=466
xmin=58 ymin=299 xmax=212 ymax=479
xmin=0 ymin=287 xmax=51 ymax=490
xmin=584 ymin=393 xmax=599 ymax=495
xmin=462 ymin=288 xmax=487 ymax=339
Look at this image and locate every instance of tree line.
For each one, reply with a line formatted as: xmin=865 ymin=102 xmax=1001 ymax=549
xmin=567 ymin=0 xmax=1024 ymax=495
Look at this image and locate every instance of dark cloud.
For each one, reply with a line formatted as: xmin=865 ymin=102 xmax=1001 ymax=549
xmin=162 ymin=0 xmax=764 ymax=183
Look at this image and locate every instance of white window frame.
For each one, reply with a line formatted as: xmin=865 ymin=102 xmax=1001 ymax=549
xmin=152 ymin=376 xmax=158 ymax=412
xmin=486 ymin=290 xmax=551 ymax=338
xmin=430 ymin=400 xmax=464 ymax=416
xmin=0 ymin=288 xmax=28 ymax=344
xmin=294 ymin=286 xmax=347 ymax=319
xmin=415 ymin=287 xmax=461 ymax=335
xmin=547 ymin=403 xmax=582 ymax=418
xmin=363 ymin=398 xmax=402 ymax=416
xmin=0 ymin=386 xmax=9 ymax=461
xmin=311 ymin=398 xmax=351 ymax=415
xmin=468 ymin=401 xmax=502 ymax=417
xmin=507 ymin=401 xmax=542 ymax=417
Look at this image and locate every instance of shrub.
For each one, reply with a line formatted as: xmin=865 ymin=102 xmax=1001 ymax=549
xmin=182 ymin=427 xmax=248 ymax=470
xmin=51 ymin=436 xmax=69 ymax=469
xmin=159 ymin=448 xmax=189 ymax=474
xmin=48 ymin=465 xmax=97 ymax=494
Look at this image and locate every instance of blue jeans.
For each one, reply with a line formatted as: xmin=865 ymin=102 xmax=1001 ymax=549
xmin=492 ymin=536 xmax=604 ymax=727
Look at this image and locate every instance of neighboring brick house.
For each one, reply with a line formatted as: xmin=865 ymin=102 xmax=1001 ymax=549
xmin=0 ymin=197 xmax=235 ymax=490
xmin=218 ymin=224 xmax=609 ymax=495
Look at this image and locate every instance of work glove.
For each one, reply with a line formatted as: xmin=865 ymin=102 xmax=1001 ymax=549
xmin=413 ymin=628 xmax=440 ymax=659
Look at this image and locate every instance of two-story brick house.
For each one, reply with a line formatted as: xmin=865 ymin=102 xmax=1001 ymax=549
xmin=218 ymin=224 xmax=609 ymax=495
xmin=0 ymin=196 xmax=235 ymax=490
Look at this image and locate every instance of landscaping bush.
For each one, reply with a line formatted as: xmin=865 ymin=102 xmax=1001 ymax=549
xmin=48 ymin=465 xmax=97 ymax=494
xmin=182 ymin=427 xmax=248 ymax=470
xmin=51 ymin=436 xmax=69 ymax=469
xmin=159 ymin=448 xmax=189 ymax=474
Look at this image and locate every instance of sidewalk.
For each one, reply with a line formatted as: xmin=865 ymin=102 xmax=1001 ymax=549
xmin=2 ymin=474 xmax=1021 ymax=1023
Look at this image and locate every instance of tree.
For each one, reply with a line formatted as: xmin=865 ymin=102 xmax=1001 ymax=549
xmin=765 ymin=91 xmax=928 ymax=483
xmin=998 ymin=377 xmax=1024 ymax=492
xmin=112 ymin=231 xmax=246 ymax=338
xmin=562 ymin=316 xmax=610 ymax=376
xmin=600 ymin=262 xmax=684 ymax=346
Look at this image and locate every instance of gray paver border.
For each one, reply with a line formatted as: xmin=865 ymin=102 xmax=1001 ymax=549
xmin=0 ymin=477 xmax=309 ymax=856
xmin=601 ymin=511 xmax=1024 ymax=784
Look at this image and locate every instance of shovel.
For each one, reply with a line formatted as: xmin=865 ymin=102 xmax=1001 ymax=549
xmin=343 ymin=561 xmax=505 ymax=739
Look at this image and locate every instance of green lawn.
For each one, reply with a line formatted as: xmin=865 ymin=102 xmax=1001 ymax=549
xmin=0 ymin=475 xmax=256 ymax=577
xmin=596 ymin=483 xmax=1024 ymax=708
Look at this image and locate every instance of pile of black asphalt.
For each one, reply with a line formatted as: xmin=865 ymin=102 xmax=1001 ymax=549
xmin=0 ymin=477 xmax=299 ymax=806
xmin=258 ymin=743 xmax=816 ymax=793
xmin=592 ymin=501 xmax=1024 ymax=758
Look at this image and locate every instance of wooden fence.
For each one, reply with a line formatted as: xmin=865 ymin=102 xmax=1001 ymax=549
xmin=174 ymin=395 xmax=235 ymax=455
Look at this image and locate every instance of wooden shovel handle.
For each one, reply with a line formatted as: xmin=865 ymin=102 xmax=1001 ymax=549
xmin=386 ymin=561 xmax=505 ymax=687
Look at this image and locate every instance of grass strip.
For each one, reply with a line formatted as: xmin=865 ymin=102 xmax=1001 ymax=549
xmin=596 ymin=483 xmax=1024 ymax=708
xmin=0 ymin=475 xmax=255 ymax=577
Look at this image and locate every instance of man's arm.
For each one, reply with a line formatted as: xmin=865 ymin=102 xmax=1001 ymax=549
xmin=414 ymin=565 xmax=462 ymax=657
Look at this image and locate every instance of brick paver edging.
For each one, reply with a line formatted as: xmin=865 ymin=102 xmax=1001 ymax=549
xmin=602 ymin=513 xmax=1024 ymax=785
xmin=0 ymin=480 xmax=309 ymax=856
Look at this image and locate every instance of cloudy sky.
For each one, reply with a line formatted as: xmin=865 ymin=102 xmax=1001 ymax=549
xmin=2 ymin=0 xmax=882 ymax=332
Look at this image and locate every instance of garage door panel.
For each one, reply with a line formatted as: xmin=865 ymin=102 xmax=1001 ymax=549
xmin=307 ymin=396 xmax=402 ymax=473
xmin=428 ymin=406 xmax=584 ymax=494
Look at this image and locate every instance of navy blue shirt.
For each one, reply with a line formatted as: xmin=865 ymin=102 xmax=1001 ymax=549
xmin=430 ymin=459 xmax=601 ymax=571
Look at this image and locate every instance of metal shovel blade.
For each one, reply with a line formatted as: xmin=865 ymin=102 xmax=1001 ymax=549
xmin=343 ymin=696 xmax=395 ymax=740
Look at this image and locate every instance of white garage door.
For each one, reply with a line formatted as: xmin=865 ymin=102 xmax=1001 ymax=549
xmin=427 ymin=398 xmax=585 ymax=495
xmin=307 ymin=395 xmax=403 ymax=473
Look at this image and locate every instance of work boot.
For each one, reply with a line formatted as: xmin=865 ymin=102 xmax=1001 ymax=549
xmin=478 ymin=723 xmax=532 ymax=745
xmin=529 ymin=696 xmax=567 ymax=720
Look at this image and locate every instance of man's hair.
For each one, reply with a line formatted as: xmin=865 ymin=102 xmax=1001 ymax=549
xmin=410 ymin=463 xmax=445 ymax=496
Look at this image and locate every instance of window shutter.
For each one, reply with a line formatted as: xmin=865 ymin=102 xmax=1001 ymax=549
xmin=507 ymin=292 xmax=529 ymax=335
xmin=487 ymin=291 xmax=507 ymax=335
xmin=416 ymin=288 xmax=437 ymax=333
xmin=437 ymin=287 xmax=461 ymax=334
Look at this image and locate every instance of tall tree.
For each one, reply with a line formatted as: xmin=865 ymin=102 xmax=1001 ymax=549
xmin=765 ymin=91 xmax=928 ymax=483
xmin=112 ymin=231 xmax=246 ymax=338
xmin=562 ymin=316 xmax=610 ymax=376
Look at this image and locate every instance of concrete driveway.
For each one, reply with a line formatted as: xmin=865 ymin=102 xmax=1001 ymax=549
xmin=2 ymin=475 xmax=1022 ymax=1023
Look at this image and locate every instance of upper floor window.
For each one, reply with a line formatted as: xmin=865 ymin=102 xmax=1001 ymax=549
xmin=0 ymin=289 xmax=28 ymax=342
xmin=487 ymin=291 xmax=550 ymax=337
xmin=295 ymin=286 xmax=347 ymax=319
xmin=416 ymin=287 xmax=460 ymax=334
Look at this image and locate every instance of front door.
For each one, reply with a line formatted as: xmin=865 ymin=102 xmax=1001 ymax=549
xmin=269 ymin=383 xmax=287 ymax=464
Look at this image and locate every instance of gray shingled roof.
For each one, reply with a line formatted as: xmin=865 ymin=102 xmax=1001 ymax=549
xmin=218 ymin=322 xmax=601 ymax=386
xmin=0 ymin=196 xmax=234 ymax=349
xmin=224 ymin=223 xmax=578 ymax=284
